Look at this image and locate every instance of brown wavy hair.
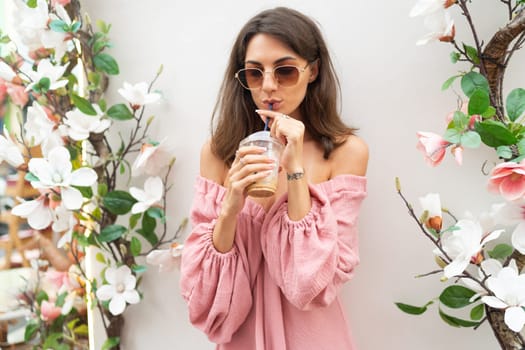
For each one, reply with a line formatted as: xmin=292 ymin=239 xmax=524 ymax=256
xmin=211 ymin=7 xmax=356 ymax=166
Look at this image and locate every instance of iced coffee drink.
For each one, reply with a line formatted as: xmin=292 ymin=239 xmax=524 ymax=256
xmin=239 ymin=131 xmax=283 ymax=197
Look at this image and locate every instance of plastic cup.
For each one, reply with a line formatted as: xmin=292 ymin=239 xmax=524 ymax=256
xmin=239 ymin=131 xmax=283 ymax=197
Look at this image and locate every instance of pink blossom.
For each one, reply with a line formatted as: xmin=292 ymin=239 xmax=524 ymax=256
xmin=51 ymin=0 xmax=71 ymax=6
xmin=0 ymin=79 xmax=6 ymax=104
xmin=445 ymin=103 xmax=481 ymax=129
xmin=6 ymin=82 xmax=29 ymax=107
xmin=416 ymin=131 xmax=451 ymax=166
xmin=488 ymin=160 xmax=525 ymax=201
xmin=40 ymin=300 xmax=62 ymax=322
xmin=451 ymin=145 xmax=463 ymax=165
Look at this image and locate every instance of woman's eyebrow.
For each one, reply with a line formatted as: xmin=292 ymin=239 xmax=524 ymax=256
xmin=244 ymin=56 xmax=298 ymax=66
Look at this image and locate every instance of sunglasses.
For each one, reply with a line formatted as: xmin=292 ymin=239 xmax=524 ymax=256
xmin=235 ymin=63 xmax=310 ymax=90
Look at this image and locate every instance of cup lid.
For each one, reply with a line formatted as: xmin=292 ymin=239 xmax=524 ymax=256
xmin=240 ymin=131 xmax=283 ymax=145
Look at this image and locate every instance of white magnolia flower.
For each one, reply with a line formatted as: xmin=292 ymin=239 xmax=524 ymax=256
xmin=0 ymin=62 xmax=17 ymax=82
xmin=461 ymin=258 xmax=503 ymax=300
xmin=409 ymin=0 xmax=455 ymax=17
xmin=416 ymin=10 xmax=455 ymax=46
xmin=12 ymin=195 xmax=53 ymax=230
xmin=63 ymin=106 xmax=111 ymax=141
xmin=489 ymin=201 xmax=525 ymax=255
xmin=0 ymin=131 xmax=24 ymax=167
xmin=435 ymin=219 xmax=503 ymax=278
xmin=24 ymin=59 xmax=69 ymax=91
xmin=24 ymin=101 xmax=56 ymax=146
xmin=481 ymin=260 xmax=525 ymax=332
xmin=96 ymin=265 xmax=140 ymax=316
xmin=132 ymin=139 xmax=172 ymax=177
xmin=419 ymin=192 xmax=442 ymax=231
xmin=146 ymin=243 xmax=184 ymax=272
xmin=129 ymin=176 xmax=163 ymax=214
xmin=118 ymin=81 xmax=161 ymax=107
xmin=28 ymin=146 xmax=97 ymax=210
xmin=52 ymin=205 xmax=77 ymax=247
xmin=41 ymin=4 xmax=73 ymax=61
xmin=8 ymin=0 xmax=49 ymax=51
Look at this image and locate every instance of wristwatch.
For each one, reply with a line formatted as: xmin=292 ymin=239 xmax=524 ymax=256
xmin=286 ymin=171 xmax=305 ymax=181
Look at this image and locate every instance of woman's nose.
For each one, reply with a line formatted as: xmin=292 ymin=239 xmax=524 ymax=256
xmin=261 ymin=71 xmax=278 ymax=92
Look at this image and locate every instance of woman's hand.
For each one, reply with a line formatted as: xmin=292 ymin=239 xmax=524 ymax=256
xmin=222 ymin=145 xmax=276 ymax=214
xmin=256 ymin=109 xmax=305 ymax=174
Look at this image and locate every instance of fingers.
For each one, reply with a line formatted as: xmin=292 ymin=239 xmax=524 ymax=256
xmin=229 ymin=146 xmax=276 ymax=191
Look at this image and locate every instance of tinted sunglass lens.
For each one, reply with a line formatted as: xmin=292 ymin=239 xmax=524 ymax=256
xmin=243 ymin=69 xmax=263 ymax=89
xmin=275 ymin=66 xmax=299 ymax=86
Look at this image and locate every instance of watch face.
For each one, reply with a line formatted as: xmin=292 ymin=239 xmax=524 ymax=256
xmin=287 ymin=172 xmax=304 ymax=181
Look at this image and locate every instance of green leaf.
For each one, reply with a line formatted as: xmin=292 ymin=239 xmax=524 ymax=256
xmin=443 ymin=128 xmax=461 ymax=144
xmin=470 ymin=304 xmax=485 ymax=321
xmin=98 ymin=183 xmax=108 ymax=197
xmin=474 ymin=120 xmax=517 ymax=147
xmin=36 ymin=290 xmax=49 ymax=305
xmin=135 ymin=228 xmax=158 ymax=247
xmin=74 ymin=324 xmax=89 ymax=336
xmin=142 ymin=212 xmax=156 ymax=233
xmin=55 ymin=292 xmax=67 ymax=307
xmin=461 ymin=72 xmax=489 ymax=98
xmin=71 ymin=21 xmax=82 ymax=33
xmin=102 ymin=337 xmax=120 ymax=350
xmin=93 ymin=53 xmax=120 ymax=75
xmin=72 ymin=94 xmax=97 ymax=116
xmin=130 ymin=236 xmax=142 ymax=256
xmin=468 ymin=89 xmax=490 ymax=116
xmin=395 ymin=301 xmax=433 ymax=315
xmin=129 ymin=213 xmax=141 ymax=229
xmin=132 ymin=264 xmax=147 ymax=274
xmin=506 ymin=88 xmax=525 ymax=122
xmin=488 ymin=244 xmax=514 ymax=260
xmin=460 ymin=131 xmax=481 ymax=148
xmin=147 ymin=207 xmax=165 ymax=220
xmin=450 ymin=51 xmax=460 ymax=64
xmin=33 ymin=77 xmax=50 ymax=93
xmin=452 ymin=111 xmax=469 ymax=129
xmin=75 ymin=185 xmax=93 ymax=198
xmin=482 ymin=106 xmax=497 ymax=118
xmin=25 ymin=172 xmax=39 ymax=182
xmin=96 ymin=252 xmax=106 ymax=263
xmin=439 ymin=309 xmax=480 ymax=327
xmin=49 ymin=19 xmax=69 ymax=33
xmin=103 ymin=190 xmax=137 ymax=215
xmin=27 ymin=0 xmax=37 ymax=8
xmin=24 ymin=320 xmax=39 ymax=341
xmin=463 ymin=44 xmax=480 ymax=65
xmin=107 ymin=103 xmax=133 ymax=120
xmin=496 ymin=146 xmax=513 ymax=159
xmin=442 ymin=75 xmax=460 ymax=91
xmin=98 ymin=225 xmax=127 ymax=243
xmin=439 ymin=285 xmax=476 ymax=309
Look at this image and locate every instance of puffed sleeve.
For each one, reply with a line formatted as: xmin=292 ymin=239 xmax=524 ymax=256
xmin=179 ymin=177 xmax=253 ymax=344
xmin=261 ymin=175 xmax=367 ymax=310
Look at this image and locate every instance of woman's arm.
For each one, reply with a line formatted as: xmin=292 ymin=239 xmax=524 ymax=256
xmin=262 ymin=136 xmax=369 ymax=310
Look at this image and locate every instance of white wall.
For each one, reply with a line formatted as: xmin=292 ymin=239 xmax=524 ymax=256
xmin=84 ymin=1 xmax=524 ymax=349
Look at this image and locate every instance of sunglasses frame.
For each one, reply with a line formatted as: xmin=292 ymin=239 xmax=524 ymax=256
xmin=235 ymin=62 xmax=310 ymax=90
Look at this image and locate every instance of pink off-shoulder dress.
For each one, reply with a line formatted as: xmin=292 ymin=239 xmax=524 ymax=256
xmin=180 ymin=174 xmax=367 ymax=350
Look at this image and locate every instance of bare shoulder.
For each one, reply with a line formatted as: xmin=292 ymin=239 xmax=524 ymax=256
xmin=200 ymin=139 xmax=228 ymax=185
xmin=330 ymin=135 xmax=369 ymax=177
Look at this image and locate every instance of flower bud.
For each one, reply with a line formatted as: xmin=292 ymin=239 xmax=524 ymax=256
xmin=427 ymin=216 xmax=443 ymax=232
xmin=444 ymin=0 xmax=457 ymax=8
xmin=435 ymin=255 xmax=448 ymax=269
xmin=439 ymin=25 xmax=456 ymax=43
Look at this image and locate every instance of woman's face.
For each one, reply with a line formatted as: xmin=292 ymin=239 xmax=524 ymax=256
xmin=243 ymin=33 xmax=316 ymax=119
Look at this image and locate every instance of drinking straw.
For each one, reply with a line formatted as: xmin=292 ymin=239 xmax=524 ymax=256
xmin=264 ymin=103 xmax=272 ymax=131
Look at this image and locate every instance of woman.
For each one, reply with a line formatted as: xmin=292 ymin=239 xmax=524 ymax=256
xmin=180 ymin=7 xmax=368 ymax=350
